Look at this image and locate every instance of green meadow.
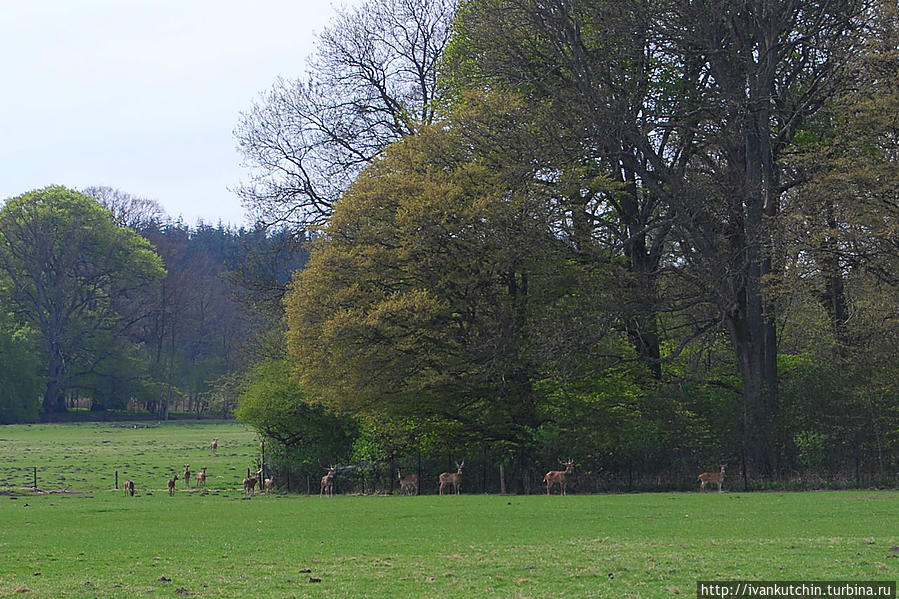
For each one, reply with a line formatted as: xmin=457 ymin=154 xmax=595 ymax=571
xmin=0 ymin=422 xmax=896 ymax=598
xmin=0 ymin=421 xmax=258 ymax=493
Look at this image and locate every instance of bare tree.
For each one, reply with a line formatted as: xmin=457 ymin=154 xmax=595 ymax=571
xmin=82 ymin=186 xmax=167 ymax=231
xmin=233 ymin=0 xmax=455 ymax=230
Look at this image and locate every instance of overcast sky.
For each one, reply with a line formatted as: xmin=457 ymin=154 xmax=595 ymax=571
xmin=0 ymin=0 xmax=347 ymax=227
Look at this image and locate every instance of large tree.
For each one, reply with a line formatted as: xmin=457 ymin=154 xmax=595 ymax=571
xmin=0 ymin=306 xmax=43 ymax=423
xmin=0 ymin=187 xmax=165 ymax=420
xmin=234 ymin=0 xmax=455 ymax=229
xmin=449 ymin=0 xmax=868 ymax=476
xmin=285 ymin=122 xmax=622 ymax=448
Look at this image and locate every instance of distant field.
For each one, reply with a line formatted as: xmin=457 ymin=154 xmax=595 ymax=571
xmin=0 ymin=422 xmax=896 ymax=598
xmin=0 ymin=420 xmax=259 ymax=493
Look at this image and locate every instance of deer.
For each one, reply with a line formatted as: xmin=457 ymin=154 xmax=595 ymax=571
xmin=397 ymin=468 xmax=419 ymax=496
xmin=243 ymin=467 xmax=262 ymax=497
xmin=263 ymin=473 xmax=275 ymax=495
xmin=438 ymin=461 xmax=464 ymax=495
xmin=544 ymin=459 xmax=575 ymax=495
xmin=698 ymin=464 xmax=726 ymax=493
xmin=320 ymin=465 xmax=337 ymax=498
xmin=183 ymin=464 xmax=191 ymax=488
xmin=167 ymin=474 xmax=178 ymax=496
xmin=123 ymin=479 xmax=135 ymax=497
xmin=195 ymin=467 xmax=207 ymax=488
xmin=210 ymin=438 xmax=218 ymax=456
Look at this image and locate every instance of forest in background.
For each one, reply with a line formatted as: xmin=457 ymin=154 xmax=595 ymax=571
xmin=2 ymin=0 xmax=898 ymax=493
xmin=0 ymin=186 xmax=307 ymax=423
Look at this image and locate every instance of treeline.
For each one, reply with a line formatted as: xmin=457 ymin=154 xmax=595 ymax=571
xmin=0 ymin=186 xmax=306 ymax=423
xmin=235 ymin=0 xmax=899 ymax=491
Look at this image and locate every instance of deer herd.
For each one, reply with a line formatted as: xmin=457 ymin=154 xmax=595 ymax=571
xmin=120 ymin=437 xmax=728 ymax=497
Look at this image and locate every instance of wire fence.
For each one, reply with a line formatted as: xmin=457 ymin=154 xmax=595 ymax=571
xmin=261 ymin=448 xmax=899 ymax=497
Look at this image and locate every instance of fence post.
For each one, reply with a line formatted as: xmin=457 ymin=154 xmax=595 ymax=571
xmin=499 ymin=464 xmax=506 ymax=495
xmin=33 ymin=467 xmax=37 ymax=491
xmin=115 ymin=470 xmax=119 ymax=490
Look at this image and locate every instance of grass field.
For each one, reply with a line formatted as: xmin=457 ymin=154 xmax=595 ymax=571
xmin=0 ymin=420 xmax=259 ymax=493
xmin=1 ymin=422 xmax=897 ymax=598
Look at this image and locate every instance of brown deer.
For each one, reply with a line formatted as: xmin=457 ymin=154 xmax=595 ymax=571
xmin=167 ymin=474 xmax=178 ymax=496
xmin=243 ymin=467 xmax=262 ymax=497
xmin=210 ymin=438 xmax=218 ymax=456
xmin=438 ymin=461 xmax=464 ymax=495
xmin=698 ymin=465 xmax=726 ymax=493
xmin=320 ymin=465 xmax=337 ymax=498
xmin=397 ymin=469 xmax=419 ymax=496
xmin=544 ymin=459 xmax=575 ymax=495
xmin=183 ymin=464 xmax=191 ymax=488
xmin=195 ymin=467 xmax=207 ymax=488
xmin=123 ymin=479 xmax=135 ymax=497
xmin=263 ymin=473 xmax=275 ymax=495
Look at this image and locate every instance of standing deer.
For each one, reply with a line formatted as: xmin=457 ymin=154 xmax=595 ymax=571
xmin=397 ymin=469 xmax=419 ymax=496
xmin=195 ymin=467 xmax=207 ymax=488
xmin=320 ymin=465 xmax=337 ymax=498
xmin=243 ymin=467 xmax=262 ymax=497
xmin=123 ymin=479 xmax=135 ymax=497
xmin=263 ymin=473 xmax=275 ymax=495
xmin=183 ymin=464 xmax=191 ymax=488
xmin=698 ymin=465 xmax=726 ymax=493
xmin=438 ymin=461 xmax=464 ymax=495
xmin=210 ymin=438 xmax=218 ymax=456
xmin=544 ymin=459 xmax=575 ymax=495
xmin=167 ymin=474 xmax=178 ymax=496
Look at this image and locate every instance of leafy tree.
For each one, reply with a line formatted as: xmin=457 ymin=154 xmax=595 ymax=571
xmin=448 ymin=0 xmax=868 ymax=475
xmin=235 ymin=359 xmax=358 ymax=471
xmin=0 ymin=186 xmax=165 ymax=420
xmin=0 ymin=307 xmax=43 ymax=423
xmin=285 ymin=122 xmax=622 ymax=449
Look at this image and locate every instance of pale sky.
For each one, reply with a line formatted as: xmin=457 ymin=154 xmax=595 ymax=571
xmin=0 ymin=0 xmax=346 ymax=227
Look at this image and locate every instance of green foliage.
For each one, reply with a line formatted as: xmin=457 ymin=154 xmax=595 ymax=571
xmin=235 ymin=359 xmax=357 ymax=468
xmin=794 ymin=430 xmax=829 ymax=470
xmin=0 ymin=309 xmax=42 ymax=423
xmin=286 ymin=122 xmax=622 ymax=448
xmin=0 ymin=186 xmax=165 ymax=418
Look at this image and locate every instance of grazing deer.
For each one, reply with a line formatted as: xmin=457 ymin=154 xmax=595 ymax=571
xmin=195 ymin=467 xmax=207 ymax=488
xmin=243 ymin=467 xmax=262 ymax=497
xmin=438 ymin=461 xmax=464 ymax=495
xmin=544 ymin=459 xmax=575 ymax=495
xmin=320 ymin=465 xmax=337 ymax=498
xmin=698 ymin=465 xmax=726 ymax=493
xmin=210 ymin=438 xmax=218 ymax=456
xmin=397 ymin=469 xmax=419 ymax=496
xmin=123 ymin=479 xmax=135 ymax=497
xmin=183 ymin=464 xmax=191 ymax=488
xmin=167 ymin=474 xmax=178 ymax=496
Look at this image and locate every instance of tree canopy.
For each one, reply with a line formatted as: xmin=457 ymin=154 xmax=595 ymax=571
xmin=285 ymin=121 xmax=625 ymax=448
xmin=0 ymin=186 xmax=165 ymax=420
xmin=270 ymin=0 xmax=899 ymax=487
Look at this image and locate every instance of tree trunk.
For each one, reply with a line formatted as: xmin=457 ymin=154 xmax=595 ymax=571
xmin=622 ymin=167 xmax=663 ymax=379
xmin=40 ymin=344 xmax=67 ymax=421
xmin=727 ymin=119 xmax=779 ymax=478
